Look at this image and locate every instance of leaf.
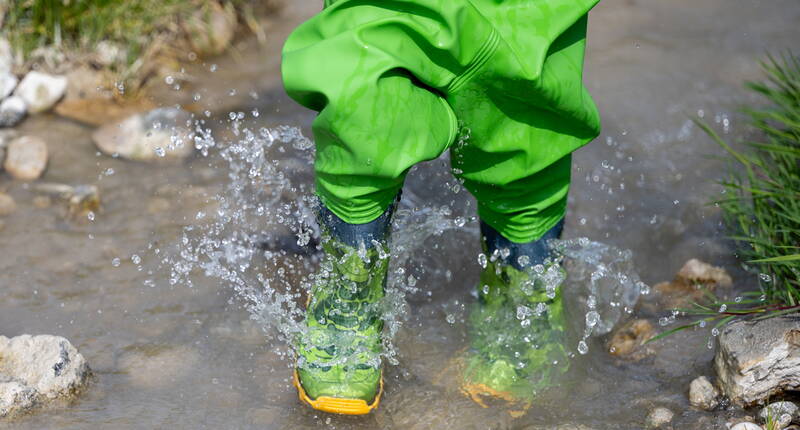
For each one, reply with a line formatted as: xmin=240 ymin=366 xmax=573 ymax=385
xmin=749 ymin=254 xmax=800 ymax=263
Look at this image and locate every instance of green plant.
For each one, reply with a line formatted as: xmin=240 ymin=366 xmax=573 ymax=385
xmin=3 ymin=0 xmax=193 ymax=63
xmin=649 ymin=53 xmax=800 ymax=342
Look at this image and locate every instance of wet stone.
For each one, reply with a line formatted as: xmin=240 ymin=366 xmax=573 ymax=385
xmin=13 ymin=72 xmax=68 ymax=114
xmin=654 ymin=258 xmax=733 ymax=309
xmin=646 ymin=407 xmax=674 ymax=428
xmin=689 ymin=375 xmax=719 ymax=410
xmin=92 ymin=107 xmax=195 ymax=162
xmin=0 ymin=193 xmax=15 ymax=216
xmin=0 ymin=335 xmax=90 ymax=418
xmin=608 ymin=318 xmax=655 ymax=360
xmin=3 ymin=136 xmax=48 ymax=181
xmin=759 ymin=402 xmax=799 ymax=429
xmin=0 ymin=96 xmax=27 ymax=128
xmin=715 ymin=315 xmax=800 ymax=406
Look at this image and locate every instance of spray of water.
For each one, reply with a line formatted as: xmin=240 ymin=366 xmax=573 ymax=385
xmin=156 ymin=115 xmax=648 ymax=368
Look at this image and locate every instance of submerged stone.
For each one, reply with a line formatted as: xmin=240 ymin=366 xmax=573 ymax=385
xmin=645 ymin=407 xmax=674 ymax=428
xmin=607 ymin=318 xmax=655 ymax=360
xmin=0 ymin=193 xmax=15 ymax=216
xmin=0 ymin=335 xmax=90 ymax=418
xmin=688 ymin=375 xmax=719 ymax=410
xmin=715 ymin=315 xmax=800 ymax=406
xmin=654 ymin=258 xmax=733 ymax=309
xmin=3 ymin=136 xmax=48 ymax=181
xmin=92 ymin=107 xmax=195 ymax=162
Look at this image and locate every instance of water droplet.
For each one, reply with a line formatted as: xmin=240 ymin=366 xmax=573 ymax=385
xmin=577 ymin=341 xmax=589 ymax=355
xmin=111 ymin=258 xmax=121 ymax=267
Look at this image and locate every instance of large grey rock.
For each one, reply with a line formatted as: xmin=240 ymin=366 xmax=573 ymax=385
xmin=0 ymin=96 xmax=26 ymax=127
xmin=0 ymin=335 xmax=90 ymax=418
xmin=13 ymin=71 xmax=68 ymax=113
xmin=92 ymin=107 xmax=195 ymax=162
xmin=689 ymin=375 xmax=719 ymax=410
xmin=3 ymin=136 xmax=47 ymax=180
xmin=715 ymin=315 xmax=800 ymax=406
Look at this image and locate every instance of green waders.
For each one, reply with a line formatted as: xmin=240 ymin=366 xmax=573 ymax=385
xmin=283 ymin=0 xmax=601 ymax=415
xmin=282 ymin=0 xmax=601 ymax=243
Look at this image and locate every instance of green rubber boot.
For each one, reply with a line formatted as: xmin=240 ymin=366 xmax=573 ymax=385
xmin=462 ymin=220 xmax=569 ymax=415
xmin=294 ymin=204 xmax=392 ymax=415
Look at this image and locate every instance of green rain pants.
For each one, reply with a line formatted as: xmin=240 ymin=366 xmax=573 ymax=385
xmin=282 ymin=0 xmax=601 ymax=243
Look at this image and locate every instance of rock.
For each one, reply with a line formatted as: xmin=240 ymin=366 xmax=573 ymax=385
xmin=715 ymin=315 xmax=800 ymax=406
xmin=677 ymin=259 xmax=733 ymax=287
xmin=0 ymin=335 xmax=90 ymax=418
xmin=0 ymin=73 xmax=17 ymax=100
xmin=62 ymin=66 xmax=110 ymax=102
xmin=92 ymin=107 xmax=195 ymax=161
xmin=55 ymin=97 xmax=156 ymax=127
xmin=0 ymin=378 xmax=36 ymax=418
xmin=0 ymin=96 xmax=27 ymax=127
xmin=645 ymin=407 xmax=674 ymax=428
xmin=654 ymin=259 xmax=733 ymax=309
xmin=3 ymin=136 xmax=48 ymax=180
xmin=0 ymin=193 xmax=15 ymax=216
xmin=608 ymin=318 xmax=655 ymax=360
xmin=689 ymin=375 xmax=719 ymax=410
xmin=759 ymin=402 xmax=799 ymax=429
xmin=183 ymin=1 xmax=237 ymax=56
xmin=13 ymin=71 xmax=68 ymax=113
xmin=730 ymin=423 xmax=763 ymax=430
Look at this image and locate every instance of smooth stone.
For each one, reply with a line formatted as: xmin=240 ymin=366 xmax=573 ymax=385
xmin=759 ymin=402 xmax=799 ymax=429
xmin=3 ymin=136 xmax=48 ymax=180
xmin=730 ymin=423 xmax=763 ymax=430
xmin=94 ymin=41 xmax=126 ymax=67
xmin=14 ymin=71 xmax=68 ymax=113
xmin=92 ymin=107 xmax=195 ymax=161
xmin=0 ymin=193 xmax=15 ymax=216
xmin=0 ymin=73 xmax=17 ymax=100
xmin=715 ymin=315 xmax=800 ymax=406
xmin=184 ymin=1 xmax=237 ymax=56
xmin=645 ymin=407 xmax=674 ymax=428
xmin=0 ymin=335 xmax=90 ymax=418
xmin=689 ymin=375 xmax=720 ymax=410
xmin=0 ymin=96 xmax=27 ymax=127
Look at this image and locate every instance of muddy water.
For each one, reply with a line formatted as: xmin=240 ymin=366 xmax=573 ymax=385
xmin=1 ymin=1 xmax=799 ymax=429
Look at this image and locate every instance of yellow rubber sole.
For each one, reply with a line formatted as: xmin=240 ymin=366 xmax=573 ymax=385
xmin=293 ymin=369 xmax=383 ymax=415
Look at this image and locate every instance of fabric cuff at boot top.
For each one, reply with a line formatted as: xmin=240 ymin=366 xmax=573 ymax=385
xmin=481 ymin=218 xmax=564 ymax=270
xmin=477 ymin=195 xmax=568 ymax=244
xmin=317 ymin=196 xmax=398 ymax=249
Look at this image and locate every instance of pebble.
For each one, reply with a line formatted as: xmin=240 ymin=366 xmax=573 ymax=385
xmin=92 ymin=107 xmax=195 ymax=161
xmin=646 ymin=407 xmax=674 ymax=428
xmin=184 ymin=1 xmax=237 ymax=56
xmin=0 ymin=192 xmax=16 ymax=216
xmin=689 ymin=375 xmax=719 ymax=410
xmin=3 ymin=136 xmax=48 ymax=180
xmin=759 ymin=402 xmax=799 ymax=429
xmin=0 ymin=96 xmax=27 ymax=127
xmin=14 ymin=71 xmax=68 ymax=113
xmin=0 ymin=72 xmax=17 ymax=100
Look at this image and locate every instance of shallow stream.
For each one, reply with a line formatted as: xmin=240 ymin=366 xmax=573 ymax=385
xmin=1 ymin=1 xmax=799 ymax=429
